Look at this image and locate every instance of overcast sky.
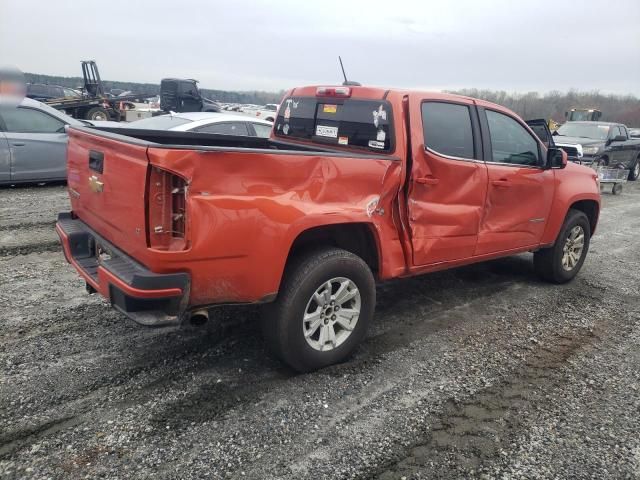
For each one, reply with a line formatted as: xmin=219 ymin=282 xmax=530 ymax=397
xmin=1 ymin=0 xmax=639 ymax=95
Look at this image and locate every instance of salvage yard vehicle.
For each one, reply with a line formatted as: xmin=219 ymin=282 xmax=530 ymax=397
xmin=553 ymin=121 xmax=640 ymax=180
xmin=116 ymin=112 xmax=274 ymax=137
xmin=0 ymin=96 xmax=107 ymax=184
xmin=56 ymin=84 xmax=601 ymax=372
xmin=565 ymin=108 xmax=602 ymax=122
xmin=26 ymin=83 xmax=81 ymax=102
xmin=249 ymin=103 xmax=279 ymax=122
xmin=159 ymin=78 xmax=221 ymax=114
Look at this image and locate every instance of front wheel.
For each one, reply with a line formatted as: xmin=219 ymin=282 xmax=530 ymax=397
xmin=534 ymin=209 xmax=591 ymax=283
xmin=262 ymin=247 xmax=375 ymax=372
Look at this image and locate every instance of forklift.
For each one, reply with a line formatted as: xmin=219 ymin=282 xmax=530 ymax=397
xmin=565 ymin=108 xmax=603 ymax=122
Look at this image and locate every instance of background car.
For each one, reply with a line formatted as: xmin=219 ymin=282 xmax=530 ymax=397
xmin=0 ymin=97 xmax=89 ymax=184
xmin=121 ymin=112 xmax=273 ymax=137
xmin=26 ymin=83 xmax=81 ymax=102
xmin=629 ymin=128 xmax=640 ymax=139
xmin=553 ymin=121 xmax=640 ymax=179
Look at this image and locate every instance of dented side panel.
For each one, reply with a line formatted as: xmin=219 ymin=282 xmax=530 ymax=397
xmin=144 ymin=148 xmax=404 ymax=305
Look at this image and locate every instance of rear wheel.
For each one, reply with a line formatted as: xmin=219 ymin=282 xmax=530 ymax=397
xmin=86 ymin=107 xmax=109 ymax=121
xmin=534 ymin=209 xmax=591 ymax=283
xmin=262 ymin=247 xmax=375 ymax=372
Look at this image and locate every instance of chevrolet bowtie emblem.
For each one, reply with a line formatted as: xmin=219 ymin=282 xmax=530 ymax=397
xmin=88 ymin=175 xmax=104 ymax=193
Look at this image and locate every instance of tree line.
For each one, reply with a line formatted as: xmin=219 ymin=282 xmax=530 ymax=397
xmin=447 ymin=89 xmax=640 ymax=126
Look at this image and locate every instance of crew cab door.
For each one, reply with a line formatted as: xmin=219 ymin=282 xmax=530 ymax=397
xmin=407 ymin=95 xmax=488 ymax=265
xmin=475 ymin=107 xmax=554 ymax=255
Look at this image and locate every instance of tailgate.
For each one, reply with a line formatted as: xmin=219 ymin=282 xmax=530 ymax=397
xmin=67 ymin=127 xmax=150 ymax=259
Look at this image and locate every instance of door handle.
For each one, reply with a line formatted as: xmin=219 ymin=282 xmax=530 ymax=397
xmin=492 ymin=179 xmax=511 ymax=187
xmin=11 ymin=142 xmax=26 ymax=147
xmin=415 ymin=176 xmax=439 ymax=185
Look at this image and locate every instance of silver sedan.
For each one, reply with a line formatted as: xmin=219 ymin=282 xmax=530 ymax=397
xmin=0 ymin=97 xmax=87 ymax=185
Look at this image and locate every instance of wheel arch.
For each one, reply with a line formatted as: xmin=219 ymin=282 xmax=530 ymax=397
xmin=284 ymin=222 xmax=381 ymax=279
xmin=570 ymin=199 xmax=599 ymax=235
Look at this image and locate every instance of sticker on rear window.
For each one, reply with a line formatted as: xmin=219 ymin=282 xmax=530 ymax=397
xmin=316 ymin=125 xmax=338 ymax=138
xmin=323 ymin=104 xmax=337 ymax=114
xmin=338 ymin=136 xmax=349 ymax=145
xmin=372 ymin=105 xmax=387 ymax=127
xmin=368 ymin=140 xmax=385 ymax=149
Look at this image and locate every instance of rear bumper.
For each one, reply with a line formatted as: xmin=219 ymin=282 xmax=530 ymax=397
xmin=56 ymin=212 xmax=190 ymax=326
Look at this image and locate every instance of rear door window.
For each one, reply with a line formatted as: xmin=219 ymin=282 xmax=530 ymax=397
xmin=274 ymin=96 xmax=393 ymax=152
xmin=421 ymin=102 xmax=475 ymax=159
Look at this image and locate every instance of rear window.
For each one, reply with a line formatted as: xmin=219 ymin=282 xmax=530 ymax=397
xmin=126 ymin=115 xmax=192 ymax=130
xmin=274 ymin=96 xmax=393 ymax=152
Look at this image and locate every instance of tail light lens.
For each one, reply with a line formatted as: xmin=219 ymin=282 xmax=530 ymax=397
xmin=147 ymin=167 xmax=187 ymax=250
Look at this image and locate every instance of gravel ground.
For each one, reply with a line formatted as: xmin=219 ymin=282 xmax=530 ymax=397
xmin=0 ymin=182 xmax=639 ymax=480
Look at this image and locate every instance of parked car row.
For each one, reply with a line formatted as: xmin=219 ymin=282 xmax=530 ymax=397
xmin=220 ymin=103 xmax=280 ymax=122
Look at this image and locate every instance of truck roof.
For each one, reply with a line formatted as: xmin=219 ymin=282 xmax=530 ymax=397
xmin=287 ymin=85 xmax=515 ymax=117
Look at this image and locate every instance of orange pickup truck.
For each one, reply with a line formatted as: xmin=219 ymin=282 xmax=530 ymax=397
xmin=56 ymin=85 xmax=600 ymax=371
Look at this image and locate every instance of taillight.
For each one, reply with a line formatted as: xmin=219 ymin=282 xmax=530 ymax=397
xmin=316 ymin=86 xmax=351 ymax=97
xmin=147 ymin=167 xmax=187 ymax=250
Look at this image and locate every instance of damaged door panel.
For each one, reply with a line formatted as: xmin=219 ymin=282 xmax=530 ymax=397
xmin=407 ymin=95 xmax=488 ymax=265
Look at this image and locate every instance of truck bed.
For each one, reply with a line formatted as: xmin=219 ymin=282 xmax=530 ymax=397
xmin=88 ymin=126 xmax=393 ymax=158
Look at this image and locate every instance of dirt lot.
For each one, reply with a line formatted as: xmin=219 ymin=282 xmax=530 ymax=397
xmin=1 ymin=181 xmax=639 ymax=480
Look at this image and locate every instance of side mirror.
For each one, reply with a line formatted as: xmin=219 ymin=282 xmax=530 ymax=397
xmin=546 ymin=147 xmax=567 ymax=169
xmin=612 ymin=135 xmax=626 ymax=142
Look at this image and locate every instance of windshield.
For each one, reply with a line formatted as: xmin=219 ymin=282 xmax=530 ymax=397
xmin=274 ymin=96 xmax=393 ymax=152
xmin=556 ymin=123 xmax=610 ymax=140
xmin=126 ymin=115 xmax=193 ymax=130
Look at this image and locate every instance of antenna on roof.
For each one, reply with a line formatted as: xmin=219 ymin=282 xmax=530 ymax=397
xmin=338 ymin=56 xmax=361 ymax=86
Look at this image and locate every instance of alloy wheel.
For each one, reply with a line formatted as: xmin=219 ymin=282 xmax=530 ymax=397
xmin=562 ymin=225 xmax=585 ymax=271
xmin=302 ymin=277 xmax=361 ymax=351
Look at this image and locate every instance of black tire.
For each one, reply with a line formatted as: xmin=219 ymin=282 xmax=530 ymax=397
xmin=534 ymin=209 xmax=591 ymax=284
xmin=86 ymin=107 xmax=109 ymax=121
xmin=628 ymin=156 xmax=640 ymax=181
xmin=262 ymin=247 xmax=375 ymax=372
